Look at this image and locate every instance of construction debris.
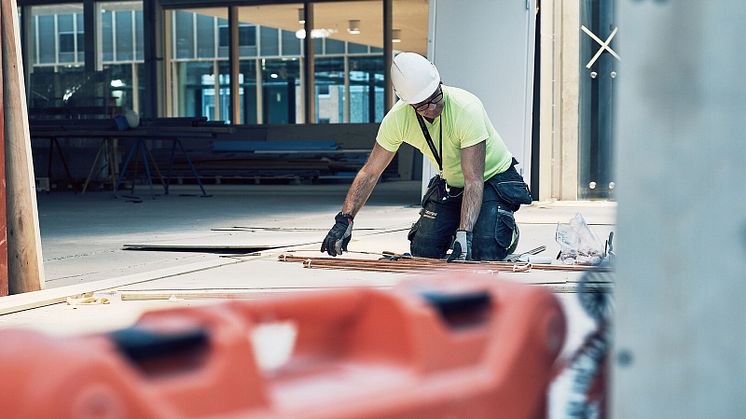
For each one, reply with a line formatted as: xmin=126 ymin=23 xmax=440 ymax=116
xmin=66 ymin=292 xmax=110 ymax=306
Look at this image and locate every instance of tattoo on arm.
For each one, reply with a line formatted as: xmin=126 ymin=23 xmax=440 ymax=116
xmin=340 ymin=143 xmax=394 ymax=217
xmin=459 ymin=141 xmax=487 ymax=231
xmin=342 ymin=170 xmax=379 ymax=217
xmin=460 ymin=182 xmax=483 ymax=231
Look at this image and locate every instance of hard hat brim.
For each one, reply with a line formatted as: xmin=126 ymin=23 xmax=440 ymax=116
xmin=400 ymin=78 xmax=441 ymax=105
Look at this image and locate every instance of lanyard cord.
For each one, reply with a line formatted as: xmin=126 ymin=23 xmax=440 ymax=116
xmin=415 ymin=113 xmax=443 ymax=174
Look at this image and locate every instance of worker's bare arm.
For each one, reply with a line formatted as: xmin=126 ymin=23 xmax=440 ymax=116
xmin=459 ymin=141 xmax=486 ymax=231
xmin=341 ymin=143 xmax=396 ymax=217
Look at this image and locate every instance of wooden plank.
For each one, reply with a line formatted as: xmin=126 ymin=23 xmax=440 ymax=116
xmin=0 ymin=258 xmax=242 ymax=316
xmin=0 ymin=12 xmax=6 ymax=297
xmin=2 ymin=0 xmax=44 ymax=293
xmin=116 ymin=280 xmax=609 ymax=301
xmin=119 ymin=287 xmax=349 ymax=301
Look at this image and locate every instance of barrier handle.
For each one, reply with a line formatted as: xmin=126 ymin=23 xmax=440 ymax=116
xmin=420 ymin=290 xmax=492 ymax=330
xmin=109 ymin=326 xmax=209 ymax=364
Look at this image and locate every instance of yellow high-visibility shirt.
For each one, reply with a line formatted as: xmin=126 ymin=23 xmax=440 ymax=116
xmin=376 ymin=85 xmax=513 ymax=188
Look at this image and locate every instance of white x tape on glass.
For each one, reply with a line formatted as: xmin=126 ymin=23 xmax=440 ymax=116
xmin=581 ymin=25 xmax=620 ymax=69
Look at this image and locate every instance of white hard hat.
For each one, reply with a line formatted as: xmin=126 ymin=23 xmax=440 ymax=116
xmin=391 ymin=52 xmax=440 ymax=104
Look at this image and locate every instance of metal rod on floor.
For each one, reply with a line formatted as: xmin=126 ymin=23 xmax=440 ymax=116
xmin=278 ymin=254 xmax=611 ymax=272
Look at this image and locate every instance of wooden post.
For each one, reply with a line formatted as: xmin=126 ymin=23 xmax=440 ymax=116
xmin=2 ymin=0 xmax=44 ymax=293
xmin=0 ymin=5 xmax=7 ymax=297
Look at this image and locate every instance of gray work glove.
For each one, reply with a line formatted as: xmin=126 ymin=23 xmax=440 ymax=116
xmin=447 ymin=230 xmax=472 ymax=262
xmin=321 ymin=212 xmax=354 ymax=256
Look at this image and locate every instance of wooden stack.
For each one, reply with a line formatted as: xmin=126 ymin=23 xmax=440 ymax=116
xmin=1 ymin=0 xmax=45 ymax=295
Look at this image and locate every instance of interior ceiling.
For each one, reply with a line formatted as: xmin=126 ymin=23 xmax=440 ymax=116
xmin=190 ymin=0 xmax=428 ymax=55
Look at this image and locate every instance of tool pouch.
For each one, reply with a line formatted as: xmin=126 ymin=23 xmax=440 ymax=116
xmin=421 ymin=175 xmax=449 ymax=208
xmin=486 ymin=159 xmax=533 ymax=212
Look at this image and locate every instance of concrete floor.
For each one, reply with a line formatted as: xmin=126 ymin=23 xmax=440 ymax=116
xmin=0 ymin=181 xmax=616 ymax=418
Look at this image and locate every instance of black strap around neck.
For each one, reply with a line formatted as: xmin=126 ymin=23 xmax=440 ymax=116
xmin=415 ymin=114 xmax=443 ymax=173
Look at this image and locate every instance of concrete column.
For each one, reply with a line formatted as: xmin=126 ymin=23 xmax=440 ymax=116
xmin=558 ymin=0 xmax=579 ymax=200
xmin=612 ymin=1 xmax=746 ymax=417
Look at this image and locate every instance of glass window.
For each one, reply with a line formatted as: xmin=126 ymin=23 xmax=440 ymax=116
xmin=262 ymin=58 xmax=300 ymax=124
xmin=349 ymin=56 xmax=385 ymax=123
xmin=169 ymin=8 xmax=230 ymax=119
xmin=217 ymin=18 xmax=229 ymax=58
xmin=174 ymin=61 xmax=216 ymax=119
xmin=58 ymin=14 xmax=76 ymax=62
xmin=326 ymin=39 xmax=345 ymax=55
xmin=58 ymin=13 xmax=74 ymax=32
xmin=101 ymin=10 xmax=114 ymax=61
xmin=59 ymin=33 xmax=75 ymax=54
xmin=314 ymin=0 xmax=384 ymax=123
xmin=315 ymin=57 xmax=344 ymax=123
xmin=76 ymin=13 xmax=84 ymax=62
xmin=347 ymin=42 xmax=368 ymax=54
xmin=260 ymin=26 xmax=279 ymax=56
xmin=217 ymin=62 xmax=231 ymax=122
xmin=135 ymin=10 xmax=144 ymax=60
xmin=38 ymin=15 xmax=56 ymax=63
xmin=196 ymin=14 xmax=216 ymax=58
xmin=174 ymin=11 xmax=194 ymax=59
xmin=116 ymin=11 xmax=134 ymax=61
xmin=239 ymin=60 xmax=258 ymax=124
xmin=104 ymin=63 xmax=134 ymax=111
xmin=578 ymin=0 xmax=616 ymax=199
xmin=240 ymin=26 xmax=257 ymax=47
xmin=239 ymin=25 xmax=258 ymax=57
xmin=393 ymin=0 xmax=429 ymax=56
xmin=281 ymin=29 xmax=300 ymax=56
xmin=237 ymin=4 xmax=303 ymax=123
xmin=97 ymin=2 xmax=143 ymax=115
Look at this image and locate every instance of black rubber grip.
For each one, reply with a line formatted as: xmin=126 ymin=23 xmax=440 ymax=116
xmin=109 ymin=326 xmax=209 ymax=362
xmin=420 ymin=290 xmax=492 ymax=329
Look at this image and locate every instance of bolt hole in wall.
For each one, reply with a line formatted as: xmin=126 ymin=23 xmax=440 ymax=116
xmin=579 ymin=0 xmax=618 ymax=200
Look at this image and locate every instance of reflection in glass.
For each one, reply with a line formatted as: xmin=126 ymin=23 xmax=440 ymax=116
xmin=349 ymin=56 xmax=385 ymax=123
xmin=315 ymin=57 xmax=344 ymax=123
xmin=170 ymin=8 xmax=226 ymax=120
xmin=392 ymin=0 xmax=429 ymax=56
xmin=99 ymin=2 xmax=144 ymax=114
xmin=239 ymin=61 xmax=258 ymax=124
xmin=237 ymin=3 xmax=303 ymax=124
xmin=262 ymin=59 xmax=300 ymax=124
xmin=174 ymin=61 xmax=217 ymax=119
xmin=313 ymin=1 xmax=384 ymax=123
xmin=104 ymin=64 xmax=134 ymax=111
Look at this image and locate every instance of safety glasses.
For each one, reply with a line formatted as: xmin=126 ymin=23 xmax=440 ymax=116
xmin=413 ymin=87 xmax=444 ymax=113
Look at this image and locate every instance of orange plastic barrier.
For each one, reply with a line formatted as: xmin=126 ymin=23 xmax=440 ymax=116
xmin=0 ymin=274 xmax=565 ymax=419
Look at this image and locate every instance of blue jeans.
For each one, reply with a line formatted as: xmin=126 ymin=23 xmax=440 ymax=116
xmin=408 ymin=159 xmax=532 ymax=260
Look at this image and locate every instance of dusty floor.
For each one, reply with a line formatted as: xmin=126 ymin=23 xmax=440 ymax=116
xmin=0 ymin=181 xmax=616 ymax=417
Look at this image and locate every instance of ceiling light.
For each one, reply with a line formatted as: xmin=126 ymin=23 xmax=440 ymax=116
xmin=298 ymin=8 xmax=305 ymax=24
xmin=348 ymin=19 xmax=360 ymax=35
xmin=295 ymin=28 xmax=336 ymax=39
xmin=392 ymin=29 xmax=401 ymax=43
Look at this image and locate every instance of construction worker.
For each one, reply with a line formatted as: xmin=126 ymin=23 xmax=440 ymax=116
xmin=321 ymin=52 xmax=532 ymax=260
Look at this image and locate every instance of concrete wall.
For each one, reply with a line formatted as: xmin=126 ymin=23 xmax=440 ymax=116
xmin=613 ymin=1 xmax=746 ymax=417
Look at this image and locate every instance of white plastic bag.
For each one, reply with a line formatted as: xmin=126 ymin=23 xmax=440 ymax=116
xmin=555 ymin=213 xmax=605 ymax=265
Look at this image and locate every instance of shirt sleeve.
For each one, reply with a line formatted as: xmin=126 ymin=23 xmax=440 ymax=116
xmin=458 ymin=101 xmax=490 ymax=149
xmin=375 ymin=108 xmax=404 ymax=153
